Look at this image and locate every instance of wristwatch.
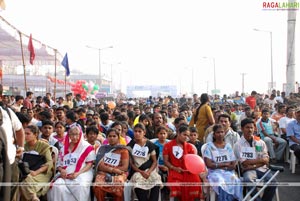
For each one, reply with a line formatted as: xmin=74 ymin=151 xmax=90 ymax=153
xmin=17 ymin=146 xmax=25 ymax=151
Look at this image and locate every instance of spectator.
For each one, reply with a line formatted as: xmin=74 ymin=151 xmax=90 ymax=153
xmin=23 ymin=91 xmax=33 ymax=109
xmin=234 ymin=118 xmax=277 ymax=201
xmin=203 ymin=124 xmax=242 ymax=201
xmin=163 ymin=124 xmax=203 ymax=200
xmin=256 ymin=109 xmax=287 ymax=163
xmin=127 ymin=123 xmax=162 ymax=201
xmin=47 ymin=126 xmax=95 ymax=201
xmin=286 ymin=107 xmax=300 ymax=162
xmin=93 ymin=128 xmax=129 ymax=201
xmin=20 ymin=125 xmax=53 ymax=201
xmin=189 ymin=93 xmax=215 ymax=143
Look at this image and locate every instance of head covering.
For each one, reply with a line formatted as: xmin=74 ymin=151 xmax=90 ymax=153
xmin=86 ymin=110 xmax=94 ymax=115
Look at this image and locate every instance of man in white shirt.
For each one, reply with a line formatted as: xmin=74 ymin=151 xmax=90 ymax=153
xmin=206 ymin=113 xmax=240 ymax=148
xmin=234 ymin=118 xmax=277 ymax=201
xmin=279 ymin=106 xmax=295 ymax=139
xmin=0 ymin=97 xmax=24 ymax=200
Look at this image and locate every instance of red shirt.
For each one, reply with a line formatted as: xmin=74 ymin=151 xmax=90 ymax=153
xmin=246 ymin=96 xmax=256 ymax=109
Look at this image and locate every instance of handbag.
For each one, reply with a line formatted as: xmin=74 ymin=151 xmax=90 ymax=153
xmin=18 ymin=160 xmax=31 ymax=179
xmin=22 ymin=153 xmax=46 ymax=171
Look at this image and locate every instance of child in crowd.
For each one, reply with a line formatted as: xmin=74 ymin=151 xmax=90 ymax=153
xmin=188 ymin=127 xmax=203 ymax=156
xmin=152 ymin=126 xmax=170 ymax=201
xmin=86 ymin=125 xmax=101 ymax=153
xmin=52 ymin=121 xmax=66 ymax=150
xmin=39 ymin=119 xmax=59 ymax=149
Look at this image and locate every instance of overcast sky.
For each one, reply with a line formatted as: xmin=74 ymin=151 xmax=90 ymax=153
xmin=1 ymin=0 xmax=299 ymax=96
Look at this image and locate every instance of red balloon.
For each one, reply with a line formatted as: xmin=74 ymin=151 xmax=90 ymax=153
xmin=184 ymin=154 xmax=206 ymax=174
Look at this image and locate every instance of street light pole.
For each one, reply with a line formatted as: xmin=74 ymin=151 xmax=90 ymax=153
xmin=253 ymin=28 xmax=274 ymax=90
xmin=202 ymin=57 xmax=216 ymax=94
xmin=213 ymin=58 xmax=216 ymax=92
xmin=191 ymin=67 xmax=194 ymax=94
xmin=241 ymin=73 xmax=247 ymax=94
xmin=86 ymin=45 xmax=113 ymax=89
xmin=270 ymin=31 xmax=273 ymax=90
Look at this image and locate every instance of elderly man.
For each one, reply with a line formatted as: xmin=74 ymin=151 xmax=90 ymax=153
xmin=287 ymin=107 xmax=300 ymax=161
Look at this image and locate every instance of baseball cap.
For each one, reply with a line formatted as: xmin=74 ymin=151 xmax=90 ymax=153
xmin=86 ymin=110 xmax=94 ymax=115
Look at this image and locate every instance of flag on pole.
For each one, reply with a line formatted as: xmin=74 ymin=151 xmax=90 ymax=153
xmin=61 ymin=53 xmax=70 ymax=76
xmin=28 ymin=34 xmax=35 ymax=65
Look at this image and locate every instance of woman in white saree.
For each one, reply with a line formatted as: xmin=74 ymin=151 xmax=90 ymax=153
xmin=47 ymin=125 xmax=95 ymax=201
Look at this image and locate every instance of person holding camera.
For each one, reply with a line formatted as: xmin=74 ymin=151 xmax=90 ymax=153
xmin=19 ymin=125 xmax=53 ymax=201
xmin=93 ymin=128 xmax=130 ymax=201
xmin=47 ymin=125 xmax=95 ymax=201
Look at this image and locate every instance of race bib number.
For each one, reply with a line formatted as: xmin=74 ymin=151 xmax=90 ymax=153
xmin=172 ymin=146 xmax=183 ymax=159
xmin=103 ymin=152 xmax=121 ymax=166
xmin=212 ymin=150 xmax=230 ymax=162
xmin=240 ymin=147 xmax=256 ymax=159
xmin=132 ymin=144 xmax=149 ymax=158
xmin=63 ymin=153 xmax=78 ymax=166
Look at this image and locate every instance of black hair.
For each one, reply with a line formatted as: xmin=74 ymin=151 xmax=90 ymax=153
xmin=42 ymin=119 xmax=54 ymax=128
xmin=66 ymin=110 xmax=76 ymax=122
xmin=218 ymin=113 xmax=231 ymax=122
xmin=194 ymin=93 xmax=209 ymax=122
xmin=241 ymin=118 xmax=255 ymax=128
xmin=26 ymin=125 xmax=40 ymax=137
xmin=189 ymin=126 xmax=198 ymax=133
xmin=134 ymin=123 xmax=146 ymax=131
xmin=86 ymin=125 xmax=99 ymax=135
xmin=178 ymin=124 xmax=189 ymax=134
xmin=106 ymin=128 xmax=119 ymax=138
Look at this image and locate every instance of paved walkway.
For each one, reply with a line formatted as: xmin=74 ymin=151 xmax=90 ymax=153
xmin=276 ymin=162 xmax=300 ymax=201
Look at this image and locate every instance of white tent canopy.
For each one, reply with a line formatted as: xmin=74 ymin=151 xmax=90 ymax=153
xmin=0 ymin=15 xmax=62 ymax=66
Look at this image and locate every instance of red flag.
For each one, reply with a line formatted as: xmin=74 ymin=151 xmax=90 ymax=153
xmin=28 ymin=34 xmax=35 ymax=65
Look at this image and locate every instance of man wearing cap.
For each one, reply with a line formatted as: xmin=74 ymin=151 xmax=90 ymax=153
xmin=86 ymin=110 xmax=94 ymax=119
xmin=286 ymin=107 xmax=300 ymax=161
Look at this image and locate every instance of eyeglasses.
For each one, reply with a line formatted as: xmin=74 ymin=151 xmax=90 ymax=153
xmin=69 ymin=133 xmax=80 ymax=137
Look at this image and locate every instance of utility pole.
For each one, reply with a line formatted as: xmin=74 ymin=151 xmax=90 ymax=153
xmin=241 ymin=73 xmax=247 ymax=94
xmin=286 ymin=0 xmax=297 ymax=94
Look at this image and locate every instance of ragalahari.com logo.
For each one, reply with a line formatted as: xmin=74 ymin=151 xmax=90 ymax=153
xmin=262 ymin=1 xmax=300 ymax=10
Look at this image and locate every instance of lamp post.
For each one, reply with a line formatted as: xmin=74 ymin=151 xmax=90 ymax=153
xmin=241 ymin=73 xmax=247 ymax=94
xmin=253 ymin=28 xmax=273 ymax=90
xmin=185 ymin=67 xmax=195 ymax=94
xmin=86 ymin=45 xmax=113 ymax=89
xmin=202 ymin=57 xmax=216 ymax=94
xmin=107 ymin=62 xmax=121 ymax=94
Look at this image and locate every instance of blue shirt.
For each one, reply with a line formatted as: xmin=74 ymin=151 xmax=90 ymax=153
xmin=256 ymin=118 xmax=275 ymax=140
xmin=286 ymin=119 xmax=300 ymax=146
xmin=153 ymin=139 xmax=169 ymax=165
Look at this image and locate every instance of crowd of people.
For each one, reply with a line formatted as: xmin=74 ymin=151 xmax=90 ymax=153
xmin=1 ymin=86 xmax=300 ymax=201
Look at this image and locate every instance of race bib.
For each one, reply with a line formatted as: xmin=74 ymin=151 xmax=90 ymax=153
xmin=240 ymin=147 xmax=256 ymax=159
xmin=63 ymin=153 xmax=78 ymax=166
xmin=132 ymin=144 xmax=149 ymax=158
xmin=103 ymin=152 xmax=121 ymax=166
xmin=212 ymin=149 xmax=230 ymax=163
xmin=172 ymin=146 xmax=183 ymax=159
